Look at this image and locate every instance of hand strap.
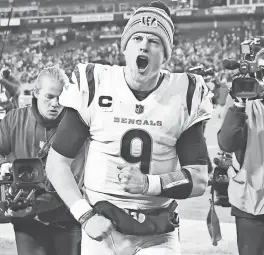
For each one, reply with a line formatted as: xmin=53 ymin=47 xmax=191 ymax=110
xmin=79 ymin=209 xmax=96 ymax=228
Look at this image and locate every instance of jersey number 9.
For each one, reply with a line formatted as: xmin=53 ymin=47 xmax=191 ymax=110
xmin=121 ymin=129 xmax=152 ymax=174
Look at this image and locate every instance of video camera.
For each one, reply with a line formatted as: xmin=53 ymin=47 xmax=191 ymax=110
xmin=223 ymin=37 xmax=264 ymax=99
xmin=0 ymin=158 xmax=46 ymax=212
xmin=211 ymin=151 xmax=233 ymax=207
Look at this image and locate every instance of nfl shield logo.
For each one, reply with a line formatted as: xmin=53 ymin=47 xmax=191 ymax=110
xmin=135 ymin=104 xmax=144 ymax=114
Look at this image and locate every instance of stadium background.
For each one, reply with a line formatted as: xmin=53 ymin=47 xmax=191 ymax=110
xmin=0 ymin=0 xmax=262 ymax=254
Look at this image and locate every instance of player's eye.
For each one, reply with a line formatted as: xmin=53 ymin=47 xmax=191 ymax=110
xmin=133 ymin=36 xmax=141 ymax=41
xmin=45 ymin=95 xmax=54 ymax=100
xmin=149 ymin=39 xmax=159 ymax=44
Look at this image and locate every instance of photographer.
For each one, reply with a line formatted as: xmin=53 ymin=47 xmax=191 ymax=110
xmin=0 ymin=66 xmax=84 ymax=255
xmin=0 ymin=67 xmax=20 ymax=115
xmin=218 ymin=48 xmax=264 ymax=255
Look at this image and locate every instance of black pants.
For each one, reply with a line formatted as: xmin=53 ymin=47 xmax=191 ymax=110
xmin=236 ymin=216 xmax=264 ymax=255
xmin=13 ymin=219 xmax=82 ymax=255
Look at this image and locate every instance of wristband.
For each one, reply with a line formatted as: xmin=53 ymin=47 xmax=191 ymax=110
xmin=70 ymin=199 xmax=92 ymax=221
xmin=79 ymin=209 xmax=96 ymax=228
xmin=159 ymin=169 xmax=193 ymax=199
xmin=145 ymin=175 xmax=161 ymax=195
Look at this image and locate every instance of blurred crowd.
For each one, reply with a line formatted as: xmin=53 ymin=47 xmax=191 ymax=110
xmin=0 ymin=0 xmax=192 ymax=18
xmin=0 ymin=17 xmax=262 ymax=109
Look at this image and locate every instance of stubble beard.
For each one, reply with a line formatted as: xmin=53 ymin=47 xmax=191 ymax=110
xmin=131 ymin=67 xmax=159 ymax=87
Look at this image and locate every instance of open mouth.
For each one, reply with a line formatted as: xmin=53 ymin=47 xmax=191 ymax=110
xmin=136 ymin=55 xmax=149 ymax=72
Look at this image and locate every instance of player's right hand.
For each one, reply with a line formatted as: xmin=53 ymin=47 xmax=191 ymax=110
xmin=83 ymin=214 xmax=115 ymax=242
xmin=0 ymin=163 xmax=12 ymax=176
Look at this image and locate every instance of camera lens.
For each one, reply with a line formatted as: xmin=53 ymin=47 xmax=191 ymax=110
xmin=240 ymin=62 xmax=249 ymax=74
xmin=17 ymin=166 xmax=36 ymax=182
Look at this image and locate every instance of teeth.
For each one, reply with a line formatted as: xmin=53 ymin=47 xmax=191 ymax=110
xmin=139 ymin=57 xmax=148 ymax=61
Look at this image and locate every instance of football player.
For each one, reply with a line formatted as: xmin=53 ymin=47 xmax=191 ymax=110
xmin=45 ymin=1 xmax=213 ymax=254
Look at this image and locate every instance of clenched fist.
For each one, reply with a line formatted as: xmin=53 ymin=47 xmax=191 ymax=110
xmin=117 ymin=164 xmax=148 ymax=194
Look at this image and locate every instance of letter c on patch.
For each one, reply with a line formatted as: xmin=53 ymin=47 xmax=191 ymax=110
xmin=99 ymin=96 xmax=112 ymax=107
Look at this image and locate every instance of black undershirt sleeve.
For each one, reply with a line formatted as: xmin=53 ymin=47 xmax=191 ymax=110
xmin=52 ymin=108 xmax=90 ymax=159
xmin=176 ymin=121 xmax=208 ymax=167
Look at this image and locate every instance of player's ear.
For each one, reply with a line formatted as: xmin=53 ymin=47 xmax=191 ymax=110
xmin=33 ymin=88 xmax=39 ymax=98
xmin=162 ymin=50 xmax=167 ymax=64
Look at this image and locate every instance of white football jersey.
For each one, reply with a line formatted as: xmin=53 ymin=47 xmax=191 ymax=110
xmin=60 ymin=64 xmax=212 ymax=209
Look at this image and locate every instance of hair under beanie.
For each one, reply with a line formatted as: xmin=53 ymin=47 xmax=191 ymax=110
xmin=121 ymin=2 xmax=174 ymax=62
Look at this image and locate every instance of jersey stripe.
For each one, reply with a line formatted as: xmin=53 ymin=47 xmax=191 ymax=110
xmin=186 ymin=73 xmax=196 ymax=115
xmin=73 ymin=65 xmax=81 ymax=90
xmin=85 ymin=63 xmax=96 ymax=107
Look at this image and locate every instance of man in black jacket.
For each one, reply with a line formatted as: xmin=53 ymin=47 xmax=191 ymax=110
xmin=218 ymin=85 xmax=264 ymax=254
xmin=0 ymin=66 xmax=85 ymax=255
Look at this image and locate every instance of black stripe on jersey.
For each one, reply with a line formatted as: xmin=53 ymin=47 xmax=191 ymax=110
xmin=85 ymin=63 xmax=96 ymax=107
xmin=73 ymin=65 xmax=81 ymax=90
xmin=186 ymin=73 xmax=196 ymax=115
xmin=200 ymin=85 xmax=205 ymax=103
xmin=68 ymin=73 xmax=74 ymax=84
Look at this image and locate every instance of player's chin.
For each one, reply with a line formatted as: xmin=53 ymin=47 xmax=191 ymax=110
xmin=133 ymin=71 xmax=149 ymax=83
xmin=46 ymin=111 xmax=60 ymax=120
